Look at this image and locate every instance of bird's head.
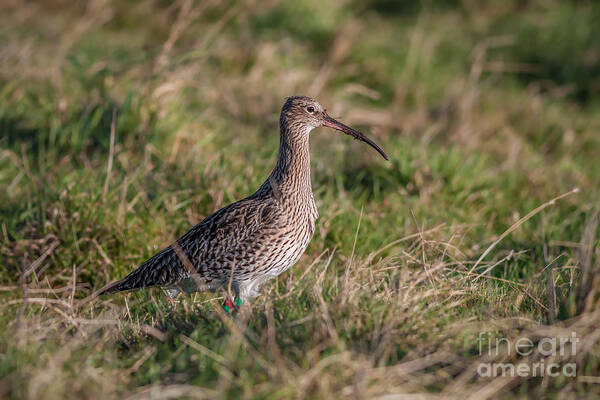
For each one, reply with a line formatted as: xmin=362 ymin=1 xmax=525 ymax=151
xmin=280 ymin=96 xmax=388 ymax=161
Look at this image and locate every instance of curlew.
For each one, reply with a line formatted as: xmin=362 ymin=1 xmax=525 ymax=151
xmin=98 ymin=96 xmax=388 ymax=312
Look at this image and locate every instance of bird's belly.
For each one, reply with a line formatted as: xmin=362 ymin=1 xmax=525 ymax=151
xmin=272 ymin=232 xmax=312 ymax=274
xmin=259 ymin=216 xmax=316 ymax=278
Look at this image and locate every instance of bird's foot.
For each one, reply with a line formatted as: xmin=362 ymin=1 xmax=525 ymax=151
xmin=222 ymin=297 xmax=243 ymax=314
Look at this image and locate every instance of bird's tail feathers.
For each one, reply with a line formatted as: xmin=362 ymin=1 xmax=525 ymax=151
xmin=97 ymin=245 xmax=183 ymax=296
xmin=97 ymin=277 xmax=133 ymax=296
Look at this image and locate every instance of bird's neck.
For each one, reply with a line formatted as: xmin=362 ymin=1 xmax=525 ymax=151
xmin=268 ymin=120 xmax=313 ymax=200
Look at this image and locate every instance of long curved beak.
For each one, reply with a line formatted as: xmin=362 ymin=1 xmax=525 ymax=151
xmin=322 ymin=114 xmax=389 ymax=161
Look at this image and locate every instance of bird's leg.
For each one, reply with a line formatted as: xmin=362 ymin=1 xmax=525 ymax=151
xmin=165 ymin=288 xmax=181 ymax=299
xmin=222 ymin=296 xmax=243 ymax=314
xmin=223 ymin=284 xmax=244 ymax=314
xmin=165 ymin=287 xmax=181 ymax=309
xmin=222 ymin=297 xmax=234 ymax=314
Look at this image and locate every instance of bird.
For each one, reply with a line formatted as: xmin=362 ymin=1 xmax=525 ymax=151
xmin=98 ymin=96 xmax=388 ymax=312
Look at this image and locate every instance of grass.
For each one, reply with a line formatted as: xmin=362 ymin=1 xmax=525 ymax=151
xmin=1 ymin=0 xmax=599 ymax=398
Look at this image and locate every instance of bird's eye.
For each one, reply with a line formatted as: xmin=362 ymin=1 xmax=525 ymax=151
xmin=306 ymin=106 xmax=315 ymax=113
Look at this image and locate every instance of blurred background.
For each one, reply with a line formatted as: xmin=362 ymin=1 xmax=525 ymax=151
xmin=1 ymin=0 xmax=599 ymax=398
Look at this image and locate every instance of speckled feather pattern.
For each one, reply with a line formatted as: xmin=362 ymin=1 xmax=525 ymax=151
xmin=99 ymin=97 xmax=321 ymax=301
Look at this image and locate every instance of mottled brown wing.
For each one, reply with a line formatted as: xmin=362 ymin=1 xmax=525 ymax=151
xmin=98 ymin=193 xmax=282 ymax=294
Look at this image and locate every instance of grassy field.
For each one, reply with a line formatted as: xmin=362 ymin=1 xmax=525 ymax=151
xmin=1 ymin=0 xmax=599 ymax=398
